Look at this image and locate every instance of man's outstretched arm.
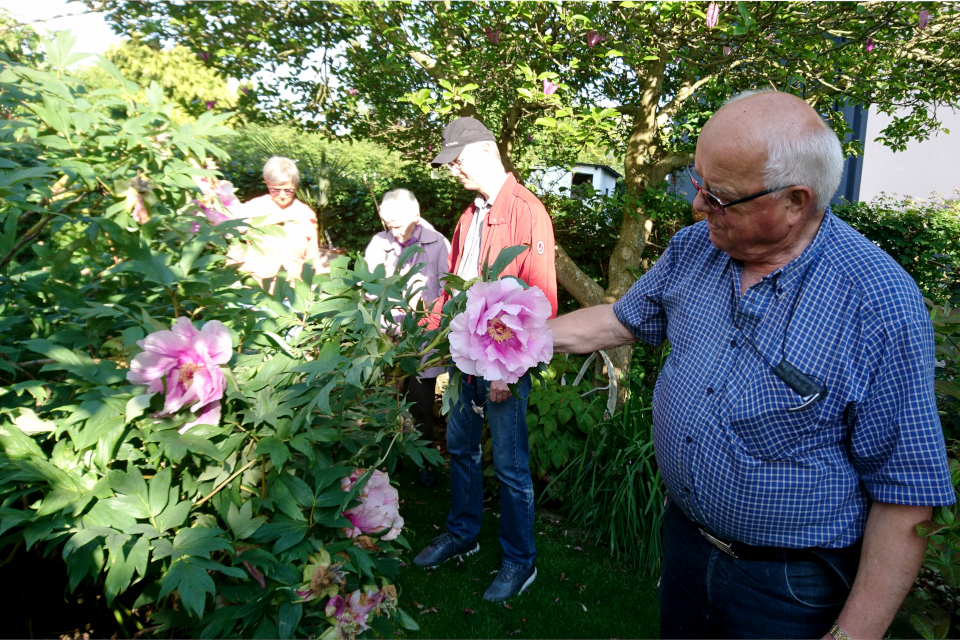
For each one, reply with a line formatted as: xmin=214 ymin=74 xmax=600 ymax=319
xmin=547 ymin=304 xmax=638 ymax=355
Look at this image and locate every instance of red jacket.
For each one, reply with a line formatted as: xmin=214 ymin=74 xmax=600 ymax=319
xmin=440 ymin=173 xmax=558 ymax=319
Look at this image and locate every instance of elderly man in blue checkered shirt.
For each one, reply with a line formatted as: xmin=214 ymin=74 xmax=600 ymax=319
xmin=549 ymin=90 xmax=954 ymax=639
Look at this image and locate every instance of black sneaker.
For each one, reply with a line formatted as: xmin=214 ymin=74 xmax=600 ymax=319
xmin=482 ymin=564 xmax=537 ymax=602
xmin=412 ymin=533 xmax=479 ymax=569
xmin=419 ymin=468 xmax=436 ymax=488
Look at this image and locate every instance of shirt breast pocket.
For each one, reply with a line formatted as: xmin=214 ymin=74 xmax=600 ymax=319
xmin=729 ymin=372 xmax=826 ymax=460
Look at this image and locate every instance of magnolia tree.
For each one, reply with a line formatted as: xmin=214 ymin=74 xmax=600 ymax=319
xmin=92 ymin=0 xmax=960 ymax=381
xmin=0 ymin=34 xmax=445 ymax=639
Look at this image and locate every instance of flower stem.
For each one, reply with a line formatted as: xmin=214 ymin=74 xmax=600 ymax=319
xmin=194 ymin=458 xmax=259 ymax=508
xmin=418 ymin=327 xmax=450 ymax=357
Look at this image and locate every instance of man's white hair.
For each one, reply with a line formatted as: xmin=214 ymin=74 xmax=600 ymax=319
xmin=263 ymin=156 xmax=300 ymax=187
xmin=380 ymin=188 xmax=420 ymax=220
xmin=724 ymin=90 xmax=844 ymax=213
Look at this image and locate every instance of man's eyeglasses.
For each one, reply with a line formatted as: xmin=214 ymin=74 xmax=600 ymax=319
xmin=268 ymin=187 xmax=297 ymax=196
xmin=689 ymin=173 xmax=796 ymax=216
xmin=446 ymin=157 xmax=466 ymax=172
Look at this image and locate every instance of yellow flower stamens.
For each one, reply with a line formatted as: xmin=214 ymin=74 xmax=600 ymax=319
xmin=177 ymin=362 xmax=202 ymax=388
xmin=487 ymin=316 xmax=514 ymax=344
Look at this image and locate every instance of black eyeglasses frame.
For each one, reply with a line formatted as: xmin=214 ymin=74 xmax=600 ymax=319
xmin=689 ymin=173 xmax=797 ymax=216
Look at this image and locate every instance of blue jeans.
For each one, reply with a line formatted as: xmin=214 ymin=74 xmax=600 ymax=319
xmin=445 ymin=373 xmax=536 ymax=568
xmin=659 ymin=499 xmax=860 ymax=639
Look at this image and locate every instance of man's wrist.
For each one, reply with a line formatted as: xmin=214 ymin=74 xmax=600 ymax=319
xmin=828 ymin=620 xmax=852 ymax=640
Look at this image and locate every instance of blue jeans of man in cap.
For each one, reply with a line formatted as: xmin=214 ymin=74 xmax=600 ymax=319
xmin=445 ymin=373 xmax=536 ymax=569
xmin=659 ymin=499 xmax=861 ymax=638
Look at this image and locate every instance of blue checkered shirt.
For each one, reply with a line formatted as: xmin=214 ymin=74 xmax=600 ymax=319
xmin=613 ymin=211 xmax=954 ymax=548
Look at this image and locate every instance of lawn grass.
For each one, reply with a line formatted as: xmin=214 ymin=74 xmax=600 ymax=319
xmin=391 ymin=464 xmax=660 ymax=639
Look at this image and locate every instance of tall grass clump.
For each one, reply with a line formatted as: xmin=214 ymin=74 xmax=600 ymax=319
xmin=545 ymin=387 xmax=664 ymax=574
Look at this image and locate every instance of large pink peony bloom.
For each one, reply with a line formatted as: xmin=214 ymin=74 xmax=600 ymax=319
xmin=448 ymin=279 xmax=553 ymax=384
xmin=340 ymin=469 xmax=404 ymax=541
xmin=127 ymin=317 xmax=232 ymax=432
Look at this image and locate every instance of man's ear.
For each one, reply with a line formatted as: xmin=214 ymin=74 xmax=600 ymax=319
xmin=786 ymin=185 xmax=815 ymax=219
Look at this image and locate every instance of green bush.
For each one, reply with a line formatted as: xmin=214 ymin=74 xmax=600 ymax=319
xmin=522 ymin=355 xmax=607 ymax=481
xmin=833 ymin=194 xmax=960 ymax=304
xmin=543 ymin=379 xmax=664 ymax=575
xmin=0 ymin=34 xmax=442 ymax=640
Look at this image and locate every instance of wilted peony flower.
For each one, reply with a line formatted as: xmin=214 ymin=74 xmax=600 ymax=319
xmin=865 ymin=36 xmax=874 ymax=53
xmin=586 ymin=30 xmax=605 ymax=48
xmin=484 ymin=27 xmax=501 ymax=44
xmin=542 ymin=79 xmax=558 ymax=95
xmin=240 ymin=86 xmax=251 ymax=97
xmin=131 ymin=193 xmax=150 ymax=224
xmin=206 ymin=100 xmax=217 ymax=110
xmin=296 ymin=550 xmax=345 ymax=602
xmin=919 ymin=9 xmax=929 ymax=30
xmin=341 ymin=469 xmax=404 ymax=540
xmin=126 ymin=317 xmax=232 ymax=433
xmin=448 ymin=278 xmax=553 ymax=383
xmin=705 ymin=2 xmax=719 ymax=28
xmin=196 ymin=50 xmax=210 ymax=62
xmin=723 ymin=45 xmax=732 ymax=56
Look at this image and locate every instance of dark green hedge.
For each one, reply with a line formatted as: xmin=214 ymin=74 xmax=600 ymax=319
xmin=833 ymin=195 xmax=960 ymax=304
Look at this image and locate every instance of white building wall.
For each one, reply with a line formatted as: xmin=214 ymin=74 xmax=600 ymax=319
xmin=859 ymin=105 xmax=960 ymax=201
xmin=530 ymin=165 xmax=619 ymax=197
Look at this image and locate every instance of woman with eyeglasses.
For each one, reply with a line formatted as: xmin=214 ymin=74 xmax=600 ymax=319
xmin=227 ymin=156 xmax=321 ymax=288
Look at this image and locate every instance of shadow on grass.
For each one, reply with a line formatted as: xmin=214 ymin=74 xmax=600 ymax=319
xmin=393 ymin=464 xmax=660 ymax=639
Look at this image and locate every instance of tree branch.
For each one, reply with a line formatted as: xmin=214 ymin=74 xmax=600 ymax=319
xmin=555 ymin=244 xmax=605 ymax=307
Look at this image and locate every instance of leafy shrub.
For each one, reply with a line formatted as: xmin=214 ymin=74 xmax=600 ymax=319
xmin=543 ymin=381 xmax=664 ymax=575
xmin=521 ymin=355 xmax=607 ymax=481
xmin=0 ymin=34 xmax=442 ymax=639
xmin=833 ymin=194 xmax=960 ymax=304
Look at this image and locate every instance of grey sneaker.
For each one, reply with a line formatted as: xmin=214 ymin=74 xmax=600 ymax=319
xmin=413 ymin=533 xmax=479 ymax=569
xmin=482 ymin=564 xmax=537 ymax=602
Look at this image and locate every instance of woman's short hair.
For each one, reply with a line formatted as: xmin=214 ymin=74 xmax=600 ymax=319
xmin=263 ymin=156 xmax=300 ymax=187
xmin=724 ymin=90 xmax=843 ymax=213
xmin=380 ymin=189 xmax=420 ymax=221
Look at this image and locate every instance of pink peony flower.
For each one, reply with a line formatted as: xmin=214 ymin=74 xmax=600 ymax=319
xmin=192 ymin=175 xmax=241 ymax=226
xmin=448 ymin=279 xmax=553 ymax=383
xmin=919 ymin=9 xmax=929 ymax=30
xmin=705 ymin=2 xmax=719 ymax=28
xmin=542 ymin=79 xmax=558 ymax=95
xmin=340 ymin=469 xmax=404 ymax=540
xmin=206 ymin=100 xmax=217 ymax=110
xmin=127 ymin=317 xmax=232 ymax=432
xmin=586 ymin=30 xmax=605 ymax=48
xmin=348 ymin=88 xmax=358 ymax=96
xmin=484 ymin=27 xmax=501 ymax=44
xmin=865 ymin=36 xmax=874 ymax=53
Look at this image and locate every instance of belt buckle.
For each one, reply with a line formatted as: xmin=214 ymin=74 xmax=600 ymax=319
xmin=699 ymin=528 xmax=739 ymax=559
